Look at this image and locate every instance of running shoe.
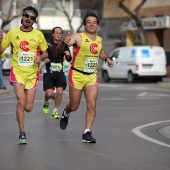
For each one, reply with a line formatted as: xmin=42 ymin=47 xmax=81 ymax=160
xmin=60 ymin=109 xmax=69 ymax=130
xmin=82 ymin=131 xmax=96 ymax=143
xmin=43 ymin=102 xmax=49 ymax=114
xmin=18 ymin=132 xmax=27 ymax=144
xmin=51 ymin=112 xmax=60 ymax=119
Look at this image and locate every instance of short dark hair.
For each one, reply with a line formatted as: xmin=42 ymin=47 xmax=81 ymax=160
xmin=23 ymin=6 xmax=38 ymax=17
xmin=52 ymin=26 xmax=63 ymax=34
xmin=83 ymin=12 xmax=99 ymax=25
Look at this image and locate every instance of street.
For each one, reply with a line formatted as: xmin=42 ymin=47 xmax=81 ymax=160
xmin=0 ymin=74 xmax=170 ymax=170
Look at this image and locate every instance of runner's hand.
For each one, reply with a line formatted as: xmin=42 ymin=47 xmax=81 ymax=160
xmin=63 ymin=32 xmax=71 ymax=45
xmin=34 ymin=56 xmax=41 ymax=64
xmin=43 ymin=58 xmax=50 ymax=64
xmin=107 ymin=58 xmax=114 ymax=67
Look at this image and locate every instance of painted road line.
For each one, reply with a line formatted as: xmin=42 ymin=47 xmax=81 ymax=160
xmin=132 ymin=120 xmax=170 ymax=148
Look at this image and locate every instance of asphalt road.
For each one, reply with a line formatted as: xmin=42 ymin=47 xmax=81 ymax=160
xmin=0 ymin=74 xmax=170 ymax=170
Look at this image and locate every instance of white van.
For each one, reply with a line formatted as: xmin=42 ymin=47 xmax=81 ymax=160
xmin=102 ymin=46 xmax=167 ymax=83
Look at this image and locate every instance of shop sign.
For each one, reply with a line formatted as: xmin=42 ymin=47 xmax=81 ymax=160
xmin=121 ymin=16 xmax=170 ymax=31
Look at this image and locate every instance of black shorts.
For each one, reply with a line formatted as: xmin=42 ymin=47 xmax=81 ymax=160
xmin=43 ymin=72 xmax=67 ymax=91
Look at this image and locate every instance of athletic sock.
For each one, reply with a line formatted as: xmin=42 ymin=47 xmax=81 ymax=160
xmin=20 ymin=132 xmax=25 ymax=135
xmin=84 ymin=129 xmax=90 ymax=134
xmin=53 ymin=108 xmax=58 ymax=113
xmin=64 ymin=109 xmax=70 ymax=117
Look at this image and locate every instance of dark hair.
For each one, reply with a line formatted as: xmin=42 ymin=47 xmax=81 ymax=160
xmin=23 ymin=6 xmax=38 ymax=17
xmin=83 ymin=12 xmax=99 ymax=25
xmin=52 ymin=26 xmax=63 ymax=34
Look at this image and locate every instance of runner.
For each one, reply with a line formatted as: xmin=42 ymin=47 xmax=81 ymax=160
xmin=0 ymin=6 xmax=48 ymax=144
xmin=59 ymin=12 xmax=113 ymax=143
xmin=42 ymin=26 xmax=72 ymax=119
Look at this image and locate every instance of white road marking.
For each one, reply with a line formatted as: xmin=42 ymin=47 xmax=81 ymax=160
xmin=0 ymin=112 xmax=14 ymax=115
xmin=132 ymin=120 xmax=170 ymax=148
xmin=102 ymin=98 xmax=127 ymax=100
xmin=138 ymin=92 xmax=170 ymax=97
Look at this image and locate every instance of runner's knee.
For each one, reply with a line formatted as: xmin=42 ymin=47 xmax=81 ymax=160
xmin=24 ymin=104 xmax=33 ymax=112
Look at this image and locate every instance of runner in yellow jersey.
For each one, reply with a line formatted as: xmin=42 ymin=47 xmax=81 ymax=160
xmin=0 ymin=6 xmax=48 ymax=144
xmin=59 ymin=12 xmax=113 ymax=143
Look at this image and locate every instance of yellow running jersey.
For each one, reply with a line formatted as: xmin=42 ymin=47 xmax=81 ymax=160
xmin=1 ymin=27 xmax=48 ymax=72
xmin=71 ymin=33 xmax=102 ymax=72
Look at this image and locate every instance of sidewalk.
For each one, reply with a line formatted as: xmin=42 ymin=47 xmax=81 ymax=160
xmin=157 ymin=77 xmax=170 ymax=89
xmin=0 ymin=88 xmax=11 ymax=95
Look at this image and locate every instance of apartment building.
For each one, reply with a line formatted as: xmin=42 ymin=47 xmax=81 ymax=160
xmin=102 ymin=0 xmax=170 ymax=75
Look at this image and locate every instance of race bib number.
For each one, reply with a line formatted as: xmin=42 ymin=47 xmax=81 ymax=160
xmin=50 ymin=63 xmax=62 ymax=72
xmin=18 ymin=52 xmax=34 ymax=66
xmin=84 ymin=58 xmax=98 ymax=72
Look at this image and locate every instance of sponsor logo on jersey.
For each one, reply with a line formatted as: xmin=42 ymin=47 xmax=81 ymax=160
xmin=90 ymin=43 xmax=98 ymax=54
xmin=20 ymin=41 xmax=29 ymax=52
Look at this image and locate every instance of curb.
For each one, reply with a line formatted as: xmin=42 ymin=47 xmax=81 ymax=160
xmin=0 ymin=89 xmax=11 ymax=95
xmin=158 ymin=126 xmax=170 ymax=139
xmin=157 ymin=82 xmax=170 ymax=89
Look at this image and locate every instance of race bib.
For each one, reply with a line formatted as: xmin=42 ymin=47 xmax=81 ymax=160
xmin=84 ymin=58 xmax=98 ymax=72
xmin=50 ymin=63 xmax=62 ymax=72
xmin=18 ymin=52 xmax=34 ymax=66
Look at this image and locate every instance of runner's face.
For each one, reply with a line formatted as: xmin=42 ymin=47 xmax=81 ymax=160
xmin=22 ymin=12 xmax=36 ymax=28
xmin=84 ymin=16 xmax=98 ymax=34
xmin=52 ymin=28 xmax=63 ymax=42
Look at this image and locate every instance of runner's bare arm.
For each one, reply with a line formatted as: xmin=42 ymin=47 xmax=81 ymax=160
xmin=57 ymin=32 xmax=71 ymax=50
xmin=99 ymin=49 xmax=113 ymax=67
xmin=34 ymin=50 xmax=49 ymax=64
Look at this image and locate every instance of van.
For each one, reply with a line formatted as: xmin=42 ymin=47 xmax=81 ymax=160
xmin=101 ymin=46 xmax=167 ymax=83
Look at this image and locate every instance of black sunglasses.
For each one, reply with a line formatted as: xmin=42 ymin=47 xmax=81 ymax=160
xmin=23 ymin=13 xmax=36 ymax=21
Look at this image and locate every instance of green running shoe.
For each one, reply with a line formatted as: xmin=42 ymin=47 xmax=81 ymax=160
xmin=18 ymin=132 xmax=27 ymax=145
xmin=43 ymin=102 xmax=49 ymax=114
xmin=51 ymin=112 xmax=60 ymax=119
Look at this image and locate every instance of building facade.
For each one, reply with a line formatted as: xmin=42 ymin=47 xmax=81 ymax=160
xmin=102 ymin=0 xmax=170 ymax=75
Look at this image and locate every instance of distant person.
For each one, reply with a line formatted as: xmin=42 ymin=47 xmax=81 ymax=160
xmin=42 ymin=26 xmax=72 ymax=119
xmin=0 ymin=52 xmax=6 ymax=89
xmin=59 ymin=12 xmax=113 ymax=143
xmin=0 ymin=6 xmax=48 ymax=144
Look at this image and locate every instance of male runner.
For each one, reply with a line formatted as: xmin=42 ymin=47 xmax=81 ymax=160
xmin=0 ymin=6 xmax=48 ymax=144
xmin=42 ymin=26 xmax=71 ymax=119
xmin=59 ymin=12 xmax=113 ymax=143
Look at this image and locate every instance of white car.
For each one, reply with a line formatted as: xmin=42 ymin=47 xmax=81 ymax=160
xmin=102 ymin=46 xmax=167 ymax=83
xmin=2 ymin=53 xmax=11 ymax=73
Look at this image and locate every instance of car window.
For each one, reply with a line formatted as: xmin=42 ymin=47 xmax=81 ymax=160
xmin=111 ymin=51 xmax=119 ymax=61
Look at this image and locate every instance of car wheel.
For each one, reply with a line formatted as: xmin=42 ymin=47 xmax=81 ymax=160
xmin=102 ymin=71 xmax=110 ymax=82
xmin=127 ymin=72 xmax=134 ymax=83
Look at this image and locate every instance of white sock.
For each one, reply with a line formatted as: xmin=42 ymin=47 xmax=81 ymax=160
xmin=53 ymin=108 xmax=58 ymax=113
xmin=84 ymin=129 xmax=90 ymax=134
xmin=64 ymin=109 xmax=70 ymax=117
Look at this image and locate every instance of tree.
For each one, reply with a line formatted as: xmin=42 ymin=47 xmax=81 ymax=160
xmin=118 ymin=0 xmax=147 ymax=45
xmin=0 ymin=0 xmax=48 ymax=30
xmin=48 ymin=0 xmax=102 ymax=33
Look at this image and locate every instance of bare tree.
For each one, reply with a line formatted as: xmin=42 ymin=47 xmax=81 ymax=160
xmin=0 ymin=0 xmax=48 ymax=30
xmin=49 ymin=0 xmax=100 ymax=33
xmin=118 ymin=0 xmax=147 ymax=45
xmin=0 ymin=0 xmax=21 ymax=30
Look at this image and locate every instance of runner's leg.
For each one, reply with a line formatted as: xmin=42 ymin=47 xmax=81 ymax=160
xmin=83 ymin=84 xmax=98 ymax=130
xmin=55 ymin=87 xmax=63 ymax=109
xmin=66 ymin=85 xmax=82 ymax=113
xmin=13 ymin=83 xmax=26 ymax=132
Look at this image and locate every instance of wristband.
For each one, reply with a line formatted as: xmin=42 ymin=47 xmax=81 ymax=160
xmin=105 ymin=57 xmax=109 ymax=63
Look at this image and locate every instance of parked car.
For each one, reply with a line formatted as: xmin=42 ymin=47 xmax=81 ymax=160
xmin=2 ymin=53 xmax=11 ymax=74
xmin=102 ymin=46 xmax=167 ymax=83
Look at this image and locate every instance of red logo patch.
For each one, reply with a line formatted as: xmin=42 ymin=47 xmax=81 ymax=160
xmin=90 ymin=43 xmax=98 ymax=54
xmin=20 ymin=41 xmax=29 ymax=52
